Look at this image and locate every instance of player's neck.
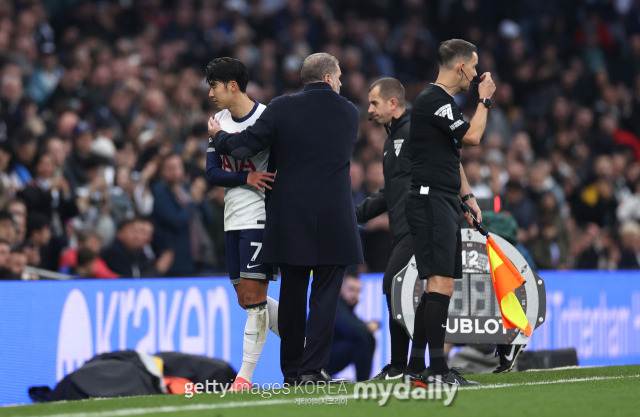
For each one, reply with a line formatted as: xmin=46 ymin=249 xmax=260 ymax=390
xmin=228 ymin=94 xmax=255 ymax=119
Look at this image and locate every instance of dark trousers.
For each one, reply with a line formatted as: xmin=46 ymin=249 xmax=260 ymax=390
xmin=278 ymin=264 xmax=345 ymax=377
xmin=326 ymin=326 xmax=375 ymax=381
xmin=383 ymin=235 xmax=413 ymax=367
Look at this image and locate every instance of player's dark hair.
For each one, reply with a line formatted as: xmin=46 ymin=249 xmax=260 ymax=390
xmin=437 ymin=39 xmax=478 ymax=69
xmin=369 ymin=77 xmax=406 ymax=108
xmin=301 ymin=53 xmax=339 ymax=85
xmin=205 ymin=57 xmax=249 ymax=93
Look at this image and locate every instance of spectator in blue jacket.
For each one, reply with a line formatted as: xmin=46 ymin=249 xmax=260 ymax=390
xmin=151 ymin=152 xmax=213 ymax=276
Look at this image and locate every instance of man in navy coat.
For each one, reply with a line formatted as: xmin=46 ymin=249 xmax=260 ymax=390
xmin=209 ymin=52 xmax=364 ymax=384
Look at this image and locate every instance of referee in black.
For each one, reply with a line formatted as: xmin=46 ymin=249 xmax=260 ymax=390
xmin=356 ymin=77 xmax=414 ymax=380
xmin=404 ymin=39 xmax=495 ymax=386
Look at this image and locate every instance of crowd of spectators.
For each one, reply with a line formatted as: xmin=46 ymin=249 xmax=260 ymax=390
xmin=1 ymin=0 xmax=640 ymax=279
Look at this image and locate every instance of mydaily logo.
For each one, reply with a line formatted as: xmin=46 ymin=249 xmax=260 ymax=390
xmin=353 ymin=380 xmax=458 ymax=406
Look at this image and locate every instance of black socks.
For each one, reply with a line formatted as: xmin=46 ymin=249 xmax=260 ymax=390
xmin=386 ymin=293 xmax=410 ymax=370
xmin=407 ymin=291 xmax=451 ymax=375
xmin=425 ymin=291 xmax=451 ymax=375
xmin=407 ymin=293 xmax=428 ymax=372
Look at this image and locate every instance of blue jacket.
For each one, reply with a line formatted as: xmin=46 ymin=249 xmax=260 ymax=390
xmin=213 ymin=82 xmax=364 ymax=266
xmin=151 ymin=181 xmax=213 ymax=275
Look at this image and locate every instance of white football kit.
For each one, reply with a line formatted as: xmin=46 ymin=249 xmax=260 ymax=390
xmin=213 ymin=103 xmax=269 ymax=231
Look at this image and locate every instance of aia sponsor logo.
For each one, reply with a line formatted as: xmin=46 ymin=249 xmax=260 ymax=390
xmin=221 ymin=156 xmax=257 ymax=172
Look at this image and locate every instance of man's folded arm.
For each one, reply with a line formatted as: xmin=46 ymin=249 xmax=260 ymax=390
xmin=213 ymin=101 xmax=278 ymax=159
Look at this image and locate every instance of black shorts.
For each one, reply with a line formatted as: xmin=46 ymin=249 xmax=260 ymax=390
xmin=382 ymin=234 xmax=414 ymax=294
xmin=405 ymin=189 xmax=462 ymax=280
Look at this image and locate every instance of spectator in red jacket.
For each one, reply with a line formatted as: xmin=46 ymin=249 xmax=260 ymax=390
xmin=59 ymin=229 xmax=118 ymax=278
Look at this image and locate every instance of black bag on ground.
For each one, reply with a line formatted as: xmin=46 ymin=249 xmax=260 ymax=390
xmin=29 ymin=350 xmax=164 ymax=402
xmin=155 ymin=351 xmax=236 ymax=385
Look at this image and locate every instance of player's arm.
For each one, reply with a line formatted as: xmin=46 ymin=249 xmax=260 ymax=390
xmin=206 ymin=145 xmax=275 ymax=193
xmin=461 ymin=72 xmax=496 ymax=146
xmin=206 ymin=145 xmax=248 ymax=187
xmin=210 ymin=99 xmax=278 ymax=160
xmin=355 ymin=185 xmax=387 ymax=223
xmin=459 ymin=162 xmax=481 ymax=227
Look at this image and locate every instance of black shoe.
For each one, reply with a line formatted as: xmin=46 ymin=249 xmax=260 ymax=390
xmin=297 ymin=369 xmax=350 ymax=385
xmin=493 ymin=344 xmax=525 ymax=374
xmin=402 ymin=368 xmax=429 ymax=384
xmin=431 ymin=368 xmax=479 ymax=386
xmin=283 ymin=376 xmax=297 ymax=386
xmin=372 ymin=364 xmax=405 ymax=380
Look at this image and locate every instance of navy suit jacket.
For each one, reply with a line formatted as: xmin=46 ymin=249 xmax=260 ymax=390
xmin=213 ymin=82 xmax=364 ymax=266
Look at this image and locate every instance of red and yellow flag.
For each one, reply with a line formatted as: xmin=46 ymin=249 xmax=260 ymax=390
xmin=486 ymin=236 xmax=532 ymax=337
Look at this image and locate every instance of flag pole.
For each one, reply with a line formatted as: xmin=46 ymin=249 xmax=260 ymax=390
xmin=460 ymin=202 xmax=533 ymax=337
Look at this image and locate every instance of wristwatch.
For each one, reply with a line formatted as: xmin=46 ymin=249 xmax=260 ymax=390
xmin=478 ymin=98 xmax=491 ymax=108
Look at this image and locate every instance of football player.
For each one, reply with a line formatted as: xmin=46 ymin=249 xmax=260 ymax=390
xmin=205 ymin=57 xmax=278 ymax=391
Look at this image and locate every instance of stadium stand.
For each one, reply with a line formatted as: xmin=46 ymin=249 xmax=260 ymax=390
xmin=0 ymin=0 xmax=639 ymax=278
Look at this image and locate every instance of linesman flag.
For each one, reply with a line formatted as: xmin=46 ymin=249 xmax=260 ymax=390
xmin=461 ymin=202 xmax=533 ymax=337
xmin=486 ymin=236 xmax=532 ymax=337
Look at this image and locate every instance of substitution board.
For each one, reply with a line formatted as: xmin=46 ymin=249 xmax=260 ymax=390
xmin=390 ymin=229 xmax=546 ymax=345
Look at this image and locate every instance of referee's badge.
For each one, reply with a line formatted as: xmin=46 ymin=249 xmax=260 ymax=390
xmin=394 ymin=139 xmax=404 ymax=156
xmin=434 ymin=103 xmax=454 ymax=120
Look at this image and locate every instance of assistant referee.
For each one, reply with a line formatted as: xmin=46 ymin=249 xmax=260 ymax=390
xmin=403 ymin=39 xmax=496 ymax=386
xmin=356 ymin=77 xmax=413 ymax=380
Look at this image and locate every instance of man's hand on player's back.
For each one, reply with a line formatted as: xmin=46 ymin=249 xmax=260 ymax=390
xmin=247 ymin=171 xmax=276 ymax=193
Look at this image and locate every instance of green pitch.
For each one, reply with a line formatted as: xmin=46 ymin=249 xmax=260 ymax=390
xmin=1 ymin=365 xmax=638 ymax=417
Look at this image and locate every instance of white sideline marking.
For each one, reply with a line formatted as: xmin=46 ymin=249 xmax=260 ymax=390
xmin=18 ymin=374 xmax=640 ymax=417
xmin=19 ymin=398 xmax=299 ymax=417
xmin=462 ymin=374 xmax=640 ymax=391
